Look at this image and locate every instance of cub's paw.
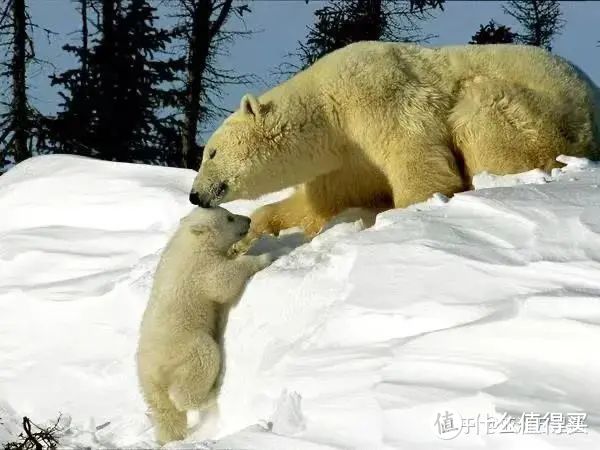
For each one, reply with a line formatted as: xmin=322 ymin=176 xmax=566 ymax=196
xmin=228 ymin=232 xmax=258 ymax=257
xmin=228 ymin=239 xmax=248 ymax=257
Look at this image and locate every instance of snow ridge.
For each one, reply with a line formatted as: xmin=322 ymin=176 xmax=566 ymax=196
xmin=1 ymin=155 xmax=600 ymax=449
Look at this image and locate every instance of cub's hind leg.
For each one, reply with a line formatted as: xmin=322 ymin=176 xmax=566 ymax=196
xmin=168 ymin=332 xmax=221 ymax=412
xmin=142 ymin=382 xmax=187 ymax=444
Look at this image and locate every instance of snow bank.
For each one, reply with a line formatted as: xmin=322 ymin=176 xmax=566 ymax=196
xmin=1 ymin=154 xmax=600 ymax=449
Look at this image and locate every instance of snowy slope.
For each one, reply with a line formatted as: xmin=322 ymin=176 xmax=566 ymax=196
xmin=1 ymin=154 xmax=600 ymax=449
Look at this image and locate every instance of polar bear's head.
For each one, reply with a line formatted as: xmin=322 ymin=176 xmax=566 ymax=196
xmin=189 ymin=94 xmax=282 ymax=207
xmin=189 ymin=92 xmax=338 ymax=207
xmin=180 ymin=206 xmax=251 ymax=250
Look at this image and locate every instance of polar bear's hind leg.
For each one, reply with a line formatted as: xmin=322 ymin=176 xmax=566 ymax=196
xmin=449 ymin=77 xmax=587 ymax=179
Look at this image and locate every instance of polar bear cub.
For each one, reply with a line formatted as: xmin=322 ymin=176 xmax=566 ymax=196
xmin=137 ymin=207 xmax=272 ymax=444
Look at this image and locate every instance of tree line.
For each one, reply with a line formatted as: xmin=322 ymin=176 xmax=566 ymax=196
xmin=0 ymin=0 xmax=569 ymax=173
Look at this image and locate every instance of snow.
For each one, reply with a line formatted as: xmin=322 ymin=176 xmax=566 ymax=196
xmin=1 ymin=154 xmax=600 ymax=449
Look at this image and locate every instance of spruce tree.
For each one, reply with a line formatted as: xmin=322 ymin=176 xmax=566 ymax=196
xmin=112 ymin=0 xmax=179 ymax=162
xmin=48 ymin=0 xmax=179 ymax=164
xmin=503 ymin=0 xmax=563 ymax=50
xmin=45 ymin=0 xmax=92 ymax=156
xmin=0 ymin=0 xmax=34 ymax=170
xmin=470 ymin=20 xmax=517 ymax=45
xmin=295 ymin=0 xmax=445 ymax=70
xmin=171 ymin=0 xmax=252 ymax=169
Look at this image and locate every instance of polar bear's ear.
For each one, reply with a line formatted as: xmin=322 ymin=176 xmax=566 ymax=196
xmin=240 ymin=94 xmax=261 ymax=117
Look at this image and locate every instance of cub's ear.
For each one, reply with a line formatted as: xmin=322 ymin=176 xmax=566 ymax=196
xmin=189 ymin=223 xmax=210 ymax=235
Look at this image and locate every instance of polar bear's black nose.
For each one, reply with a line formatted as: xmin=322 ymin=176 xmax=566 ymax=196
xmin=189 ymin=190 xmax=201 ymax=205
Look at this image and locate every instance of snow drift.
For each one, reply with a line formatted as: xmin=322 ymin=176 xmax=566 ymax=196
xmin=1 ymin=154 xmax=600 ymax=449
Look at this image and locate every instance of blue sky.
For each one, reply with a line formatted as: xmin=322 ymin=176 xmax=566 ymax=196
xmin=28 ymin=1 xmax=600 ymax=140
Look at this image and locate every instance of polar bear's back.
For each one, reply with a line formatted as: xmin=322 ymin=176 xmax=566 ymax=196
xmin=318 ymin=42 xmax=586 ymax=99
xmin=441 ymin=44 xmax=590 ymax=101
xmin=286 ymin=41 xmax=591 ymax=109
xmin=287 ymin=41 xmax=599 ymax=157
xmin=434 ymin=43 xmax=599 ymax=160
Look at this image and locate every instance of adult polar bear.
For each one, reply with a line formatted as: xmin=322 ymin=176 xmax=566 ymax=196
xmin=189 ymin=42 xmax=600 ymax=237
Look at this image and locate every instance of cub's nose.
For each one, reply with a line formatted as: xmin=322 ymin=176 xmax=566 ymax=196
xmin=189 ymin=190 xmax=201 ymax=205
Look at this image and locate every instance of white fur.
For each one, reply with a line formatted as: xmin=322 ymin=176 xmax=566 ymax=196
xmin=136 ymin=207 xmax=272 ymax=444
xmin=191 ymin=42 xmax=600 ymax=237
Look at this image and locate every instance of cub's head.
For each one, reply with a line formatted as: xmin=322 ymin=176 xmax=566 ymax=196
xmin=180 ymin=206 xmax=251 ymax=251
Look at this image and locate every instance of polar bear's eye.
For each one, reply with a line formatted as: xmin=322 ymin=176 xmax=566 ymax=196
xmin=227 ymin=215 xmax=234 ymax=222
xmin=208 ymin=149 xmax=217 ymax=159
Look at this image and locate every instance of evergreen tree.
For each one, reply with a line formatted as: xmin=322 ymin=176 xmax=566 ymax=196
xmin=295 ymin=0 xmax=445 ymax=70
xmin=47 ymin=0 xmax=179 ymax=164
xmin=409 ymin=0 xmax=444 ymax=12
xmin=503 ymin=0 xmax=563 ymax=50
xmin=0 ymin=0 xmax=34 ymax=170
xmin=470 ymin=20 xmax=517 ymax=45
xmin=44 ymin=0 xmax=92 ymax=157
xmin=111 ymin=0 xmax=180 ymax=162
xmin=171 ymin=0 xmax=252 ymax=169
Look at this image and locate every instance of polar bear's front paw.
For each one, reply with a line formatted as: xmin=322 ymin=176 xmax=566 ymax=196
xmin=250 ymin=205 xmax=279 ymax=236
